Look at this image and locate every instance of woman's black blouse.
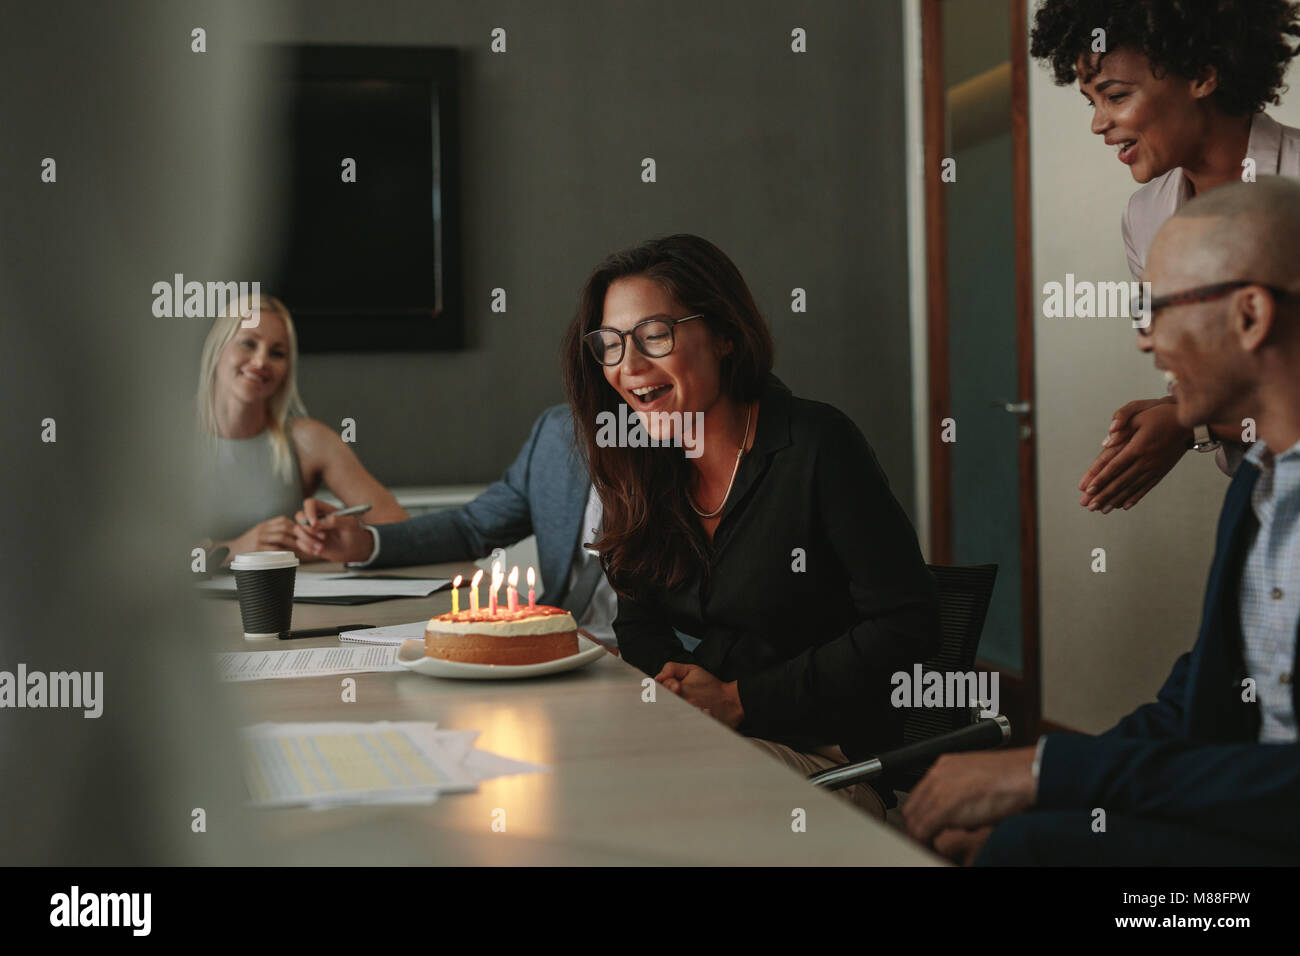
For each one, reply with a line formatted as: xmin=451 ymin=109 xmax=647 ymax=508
xmin=614 ymin=375 xmax=941 ymax=761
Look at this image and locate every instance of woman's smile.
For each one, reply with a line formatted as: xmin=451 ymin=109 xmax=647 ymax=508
xmin=628 ymin=382 xmax=674 ymax=409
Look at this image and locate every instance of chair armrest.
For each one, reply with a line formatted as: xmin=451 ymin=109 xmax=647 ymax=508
xmin=808 ymin=716 xmax=1011 ymax=791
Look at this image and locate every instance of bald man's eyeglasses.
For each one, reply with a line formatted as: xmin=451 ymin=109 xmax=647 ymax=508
xmin=1135 ymin=281 xmax=1291 ymax=337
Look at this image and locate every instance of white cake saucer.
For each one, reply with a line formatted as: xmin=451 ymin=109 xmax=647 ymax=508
xmin=396 ymin=634 xmax=608 ymax=680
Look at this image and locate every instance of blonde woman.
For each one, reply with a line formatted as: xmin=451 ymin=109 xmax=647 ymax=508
xmin=196 ymin=296 xmax=407 ymax=563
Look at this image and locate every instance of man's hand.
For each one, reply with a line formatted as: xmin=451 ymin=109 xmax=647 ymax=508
xmin=292 ymin=499 xmax=374 ymax=564
xmin=902 ymin=747 xmax=1037 ymax=845
xmin=654 ymin=662 xmax=744 ymax=728
xmin=1078 ymin=397 xmax=1190 ymax=512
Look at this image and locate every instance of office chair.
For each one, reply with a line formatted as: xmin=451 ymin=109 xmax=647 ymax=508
xmin=809 ymin=563 xmax=1005 ymax=794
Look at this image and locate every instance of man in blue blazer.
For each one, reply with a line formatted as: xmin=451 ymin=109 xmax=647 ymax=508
xmin=902 ymin=177 xmax=1300 ymax=865
xmin=294 ymin=405 xmax=617 ymax=645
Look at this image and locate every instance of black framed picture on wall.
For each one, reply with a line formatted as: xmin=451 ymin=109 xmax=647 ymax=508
xmin=267 ymin=43 xmax=462 ymax=353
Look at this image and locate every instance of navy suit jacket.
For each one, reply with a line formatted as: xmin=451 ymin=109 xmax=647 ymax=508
xmin=1037 ymin=459 xmax=1300 ymax=851
xmin=367 ymin=406 xmax=592 ymax=605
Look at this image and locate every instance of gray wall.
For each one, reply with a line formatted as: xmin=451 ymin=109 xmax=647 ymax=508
xmin=257 ymin=0 xmax=918 ymax=516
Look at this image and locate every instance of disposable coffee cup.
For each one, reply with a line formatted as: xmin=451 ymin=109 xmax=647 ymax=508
xmin=231 ymin=550 xmax=298 ymax=639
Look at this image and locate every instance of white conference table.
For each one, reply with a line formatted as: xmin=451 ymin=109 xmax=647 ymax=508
xmin=209 ymin=560 xmax=939 ymax=866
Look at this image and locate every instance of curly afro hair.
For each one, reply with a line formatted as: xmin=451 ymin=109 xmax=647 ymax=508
xmin=1029 ymin=0 xmax=1300 ymax=116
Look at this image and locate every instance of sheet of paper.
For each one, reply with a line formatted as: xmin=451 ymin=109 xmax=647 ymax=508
xmin=340 ymin=621 xmax=428 ymax=645
xmin=239 ymin=722 xmax=548 ymax=809
xmin=240 ymin=721 xmax=478 ymax=809
xmin=216 ymin=645 xmax=405 ymax=682
xmin=197 ymin=576 xmax=448 ymax=599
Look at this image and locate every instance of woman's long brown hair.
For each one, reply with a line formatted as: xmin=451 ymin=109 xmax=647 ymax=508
xmin=561 ymin=235 xmax=774 ymax=599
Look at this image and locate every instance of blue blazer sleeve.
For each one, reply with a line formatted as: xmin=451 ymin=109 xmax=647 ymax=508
xmin=367 ymin=413 xmax=545 ymax=568
xmin=1037 ymin=731 xmax=1300 ymax=850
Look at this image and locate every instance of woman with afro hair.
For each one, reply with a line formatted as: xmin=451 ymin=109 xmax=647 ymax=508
xmin=1030 ymin=0 xmax=1300 ymax=510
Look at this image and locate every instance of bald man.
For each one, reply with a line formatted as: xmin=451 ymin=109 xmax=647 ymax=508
xmin=902 ymin=177 xmax=1300 ymax=866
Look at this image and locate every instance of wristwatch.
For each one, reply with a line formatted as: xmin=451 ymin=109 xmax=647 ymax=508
xmin=1190 ymin=425 xmax=1221 ymax=453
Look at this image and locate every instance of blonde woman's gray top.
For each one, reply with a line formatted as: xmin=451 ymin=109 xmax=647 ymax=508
xmin=199 ymin=429 xmax=304 ymax=543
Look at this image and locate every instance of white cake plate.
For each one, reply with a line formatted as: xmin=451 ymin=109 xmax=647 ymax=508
xmin=396 ymin=634 xmax=608 ymax=680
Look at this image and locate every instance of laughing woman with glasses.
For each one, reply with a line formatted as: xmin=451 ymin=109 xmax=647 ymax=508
xmin=561 ymin=234 xmax=940 ymax=818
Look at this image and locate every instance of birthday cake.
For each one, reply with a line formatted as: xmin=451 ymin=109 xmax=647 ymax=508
xmin=424 ymin=605 xmax=579 ymax=665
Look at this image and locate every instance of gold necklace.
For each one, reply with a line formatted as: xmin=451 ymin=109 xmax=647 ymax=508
xmin=688 ymin=403 xmax=752 ymax=519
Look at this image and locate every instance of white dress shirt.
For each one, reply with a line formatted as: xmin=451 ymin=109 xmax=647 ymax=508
xmin=569 ymin=485 xmax=618 ymax=646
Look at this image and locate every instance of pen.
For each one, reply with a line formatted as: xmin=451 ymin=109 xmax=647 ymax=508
xmin=298 ymin=502 xmax=372 ymax=527
xmin=331 ymin=503 xmax=372 ymax=519
xmin=282 ymin=624 xmax=376 ymax=640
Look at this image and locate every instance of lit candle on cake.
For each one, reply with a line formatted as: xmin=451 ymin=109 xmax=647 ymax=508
xmin=452 ymin=574 xmax=462 ymax=615
xmin=470 ymin=569 xmax=483 ymax=613
xmin=508 ymin=566 xmax=519 ymax=612
xmin=490 ymin=560 xmax=503 ymax=616
xmin=527 ymin=566 xmax=536 ymax=611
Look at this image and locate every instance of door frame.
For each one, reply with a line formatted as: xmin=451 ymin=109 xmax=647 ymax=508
xmin=916 ymin=0 xmax=1042 ymax=739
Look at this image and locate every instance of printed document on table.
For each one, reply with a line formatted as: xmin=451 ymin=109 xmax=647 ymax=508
xmin=241 ymin=721 xmax=476 ymax=808
xmin=239 ymin=722 xmax=547 ymax=809
xmin=216 ymin=645 xmax=404 ymax=681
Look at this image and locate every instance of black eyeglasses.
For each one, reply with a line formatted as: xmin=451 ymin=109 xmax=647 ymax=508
xmin=583 ymin=314 xmax=703 ymax=366
xmin=1135 ymin=281 xmax=1291 ymax=336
